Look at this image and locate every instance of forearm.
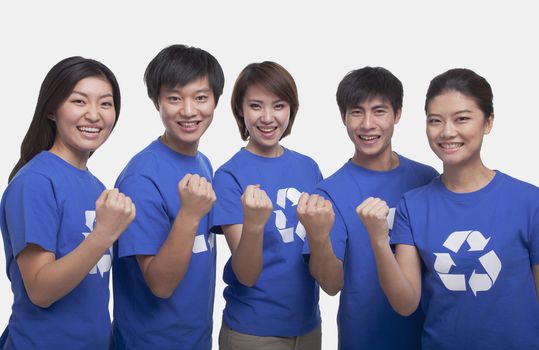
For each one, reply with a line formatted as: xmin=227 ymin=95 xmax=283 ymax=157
xmin=138 ymin=210 xmax=199 ymax=298
xmin=232 ymin=224 xmax=264 ymax=287
xmin=21 ymin=232 xmax=112 ymax=308
xmin=370 ymin=240 xmax=420 ymax=316
xmin=308 ymin=236 xmax=343 ymax=296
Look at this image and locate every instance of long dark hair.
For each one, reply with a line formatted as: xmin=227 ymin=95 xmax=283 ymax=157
xmin=8 ymin=56 xmax=121 ymax=183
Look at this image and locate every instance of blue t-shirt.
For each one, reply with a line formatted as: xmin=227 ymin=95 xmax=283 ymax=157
xmin=0 ymin=151 xmax=111 ymax=349
xmin=111 ymin=139 xmax=216 ymax=350
xmin=304 ymin=156 xmax=438 ymax=350
xmin=212 ymin=147 xmax=322 ymax=336
xmin=391 ymin=171 xmax=539 ymax=350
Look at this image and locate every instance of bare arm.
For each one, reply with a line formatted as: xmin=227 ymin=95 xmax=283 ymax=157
xmin=357 ymin=197 xmax=422 ymax=316
xmin=223 ymin=185 xmax=273 ymax=287
xmin=17 ymin=189 xmax=135 ymax=308
xmin=297 ymin=193 xmax=343 ymax=296
xmin=533 ymin=265 xmax=539 ymax=300
xmin=137 ymin=174 xmax=216 ymax=299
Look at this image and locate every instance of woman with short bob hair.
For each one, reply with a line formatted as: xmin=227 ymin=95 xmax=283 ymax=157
xmin=358 ymin=68 xmax=539 ymax=350
xmin=0 ymin=56 xmax=134 ymax=349
xmin=212 ymin=61 xmax=322 ymax=350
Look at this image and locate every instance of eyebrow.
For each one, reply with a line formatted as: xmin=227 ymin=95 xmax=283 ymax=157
xmin=72 ymin=90 xmax=113 ymax=99
xmin=452 ymin=109 xmax=472 ymax=116
xmin=246 ymin=99 xmax=286 ymax=104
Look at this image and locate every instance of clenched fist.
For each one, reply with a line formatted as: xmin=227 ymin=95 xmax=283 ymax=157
xmin=356 ymin=197 xmax=390 ymax=243
xmin=297 ymin=193 xmax=334 ymax=242
xmin=93 ymin=188 xmax=136 ymax=246
xmin=178 ymin=173 xmax=216 ymax=221
xmin=242 ymin=185 xmax=273 ymax=230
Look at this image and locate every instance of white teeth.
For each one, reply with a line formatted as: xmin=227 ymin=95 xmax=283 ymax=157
xmin=77 ymin=126 xmax=100 ymax=133
xmin=179 ymin=121 xmax=199 ymax=127
xmin=258 ymin=127 xmax=276 ymax=133
xmin=440 ymin=143 xmax=463 ymax=149
xmin=359 ymin=135 xmax=379 ymax=141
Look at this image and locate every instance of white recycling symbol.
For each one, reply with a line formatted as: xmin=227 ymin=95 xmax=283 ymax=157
xmin=273 ymin=187 xmax=306 ymax=243
xmin=82 ymin=210 xmax=112 ymax=277
xmin=192 ymin=233 xmax=215 ymax=254
xmin=433 ymin=230 xmax=502 ymax=296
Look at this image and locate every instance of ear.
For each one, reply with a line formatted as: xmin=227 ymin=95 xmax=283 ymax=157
xmin=484 ymin=113 xmax=494 ymax=135
xmin=340 ymin=112 xmax=346 ymax=125
xmin=394 ymin=108 xmax=402 ymax=125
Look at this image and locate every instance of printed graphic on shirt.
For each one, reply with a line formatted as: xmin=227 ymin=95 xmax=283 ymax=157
xmin=82 ymin=210 xmax=112 ymax=277
xmin=273 ymin=187 xmax=306 ymax=243
xmin=433 ymin=230 xmax=502 ymax=295
xmin=192 ymin=233 xmax=215 ymax=253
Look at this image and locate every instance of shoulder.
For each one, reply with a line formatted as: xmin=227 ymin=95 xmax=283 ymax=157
xmin=117 ymin=141 xmax=162 ymax=181
xmin=399 ymin=154 xmax=439 ymax=178
xmin=497 ymin=171 xmax=539 ymax=201
xmin=315 ymin=163 xmax=351 ymax=198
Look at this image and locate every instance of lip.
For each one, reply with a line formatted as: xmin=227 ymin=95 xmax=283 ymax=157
xmin=77 ymin=126 xmax=102 ymax=140
xmin=256 ymin=126 xmax=279 ymax=140
xmin=177 ymin=120 xmax=201 ymax=132
xmin=357 ymin=134 xmax=380 ymax=145
xmin=438 ymin=142 xmax=464 ymax=154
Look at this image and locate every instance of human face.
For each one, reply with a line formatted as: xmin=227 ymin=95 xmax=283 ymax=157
xmin=426 ymin=90 xmax=493 ymax=168
xmin=50 ymin=76 xmax=116 ymax=168
xmin=243 ymin=84 xmax=290 ymax=157
xmin=158 ymin=76 xmax=215 ymax=155
xmin=344 ymin=96 xmax=401 ymax=169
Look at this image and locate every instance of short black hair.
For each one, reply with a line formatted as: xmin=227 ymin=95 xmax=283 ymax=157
xmin=144 ymin=44 xmax=224 ymax=106
xmin=336 ymin=66 xmax=403 ymax=116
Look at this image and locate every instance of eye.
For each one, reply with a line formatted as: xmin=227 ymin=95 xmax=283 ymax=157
xmin=101 ymin=101 xmax=114 ymax=108
xmin=349 ymin=109 xmax=363 ymax=117
xmin=249 ymin=103 xmax=261 ymax=110
xmin=71 ymin=99 xmax=85 ymax=105
xmin=456 ymin=116 xmax=471 ymax=123
xmin=274 ymin=103 xmax=286 ymax=110
xmin=167 ymin=96 xmax=180 ymax=103
xmin=427 ymin=117 xmax=441 ymax=125
xmin=374 ymin=108 xmax=387 ymax=116
xmin=195 ymin=95 xmax=208 ymax=102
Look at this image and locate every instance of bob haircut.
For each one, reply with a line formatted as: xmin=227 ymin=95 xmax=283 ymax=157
xmin=231 ymin=61 xmax=299 ymax=141
xmin=9 ymin=56 xmax=121 ymax=182
xmin=144 ymin=44 xmax=224 ymax=107
xmin=336 ymin=66 xmax=403 ymax=117
xmin=425 ymin=68 xmax=493 ymax=119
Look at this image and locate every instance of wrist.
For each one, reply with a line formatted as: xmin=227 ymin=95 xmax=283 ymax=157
xmin=88 ymin=228 xmax=115 ymax=250
xmin=177 ymin=209 xmax=203 ymax=227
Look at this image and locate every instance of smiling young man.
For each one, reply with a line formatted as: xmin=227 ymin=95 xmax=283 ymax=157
xmin=110 ymin=44 xmax=224 ymax=350
xmin=298 ymin=67 xmax=438 ymax=349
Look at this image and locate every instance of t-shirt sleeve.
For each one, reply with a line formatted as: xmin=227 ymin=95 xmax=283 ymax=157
xmin=4 ymin=174 xmax=60 ymax=256
xmin=529 ymin=205 xmax=539 ymax=265
xmin=389 ymin=197 xmax=416 ymax=246
xmin=212 ymin=169 xmax=244 ymax=230
xmin=302 ymin=189 xmax=348 ymax=262
xmin=116 ymin=174 xmax=170 ymax=257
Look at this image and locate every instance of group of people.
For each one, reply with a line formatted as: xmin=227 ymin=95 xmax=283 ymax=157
xmin=0 ymin=44 xmax=538 ymax=350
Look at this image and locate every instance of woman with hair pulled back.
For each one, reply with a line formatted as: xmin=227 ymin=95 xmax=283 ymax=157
xmin=0 ymin=57 xmax=135 ymax=349
xmin=212 ymin=62 xmax=322 ymax=349
xmin=358 ymin=68 xmax=539 ymax=349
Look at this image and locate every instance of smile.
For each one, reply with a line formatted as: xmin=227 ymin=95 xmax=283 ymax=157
xmin=358 ymin=135 xmax=380 ymax=141
xmin=77 ymin=126 xmax=101 ymax=134
xmin=439 ymin=142 xmax=464 ymax=149
xmin=257 ymin=126 xmax=278 ymax=134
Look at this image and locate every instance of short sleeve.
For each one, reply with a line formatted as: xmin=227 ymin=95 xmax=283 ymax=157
xmin=302 ymin=188 xmax=348 ymax=262
xmin=116 ymin=175 xmax=170 ymax=257
xmin=389 ymin=198 xmax=416 ymax=246
xmin=212 ymin=169 xmax=244 ymax=231
xmin=529 ymin=206 xmax=539 ymax=265
xmin=4 ymin=174 xmax=60 ymax=256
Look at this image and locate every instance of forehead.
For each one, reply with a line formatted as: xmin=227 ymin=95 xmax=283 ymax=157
xmin=427 ymin=90 xmax=480 ymax=114
xmin=72 ymin=76 xmax=112 ymax=94
xmin=161 ymin=76 xmax=211 ymax=95
xmin=244 ymin=84 xmax=283 ymax=102
xmin=349 ymin=95 xmax=392 ymax=110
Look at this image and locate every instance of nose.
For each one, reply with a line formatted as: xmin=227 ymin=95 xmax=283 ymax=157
xmin=441 ymin=120 xmax=457 ymax=138
xmin=360 ymin=113 xmax=374 ymax=129
xmin=260 ymin=107 xmax=273 ymax=123
xmin=84 ymin=104 xmax=100 ymax=122
xmin=181 ymin=99 xmax=196 ymax=117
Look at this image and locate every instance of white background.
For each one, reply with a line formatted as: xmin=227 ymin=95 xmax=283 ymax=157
xmin=1 ymin=1 xmax=538 ymax=348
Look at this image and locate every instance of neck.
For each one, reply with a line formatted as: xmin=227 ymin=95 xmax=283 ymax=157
xmin=161 ymin=132 xmax=198 ymax=156
xmin=245 ymin=141 xmax=283 ymax=158
xmin=48 ymin=144 xmax=88 ymax=170
xmin=351 ymin=149 xmax=399 ymax=171
xmin=441 ymin=159 xmax=495 ymax=193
